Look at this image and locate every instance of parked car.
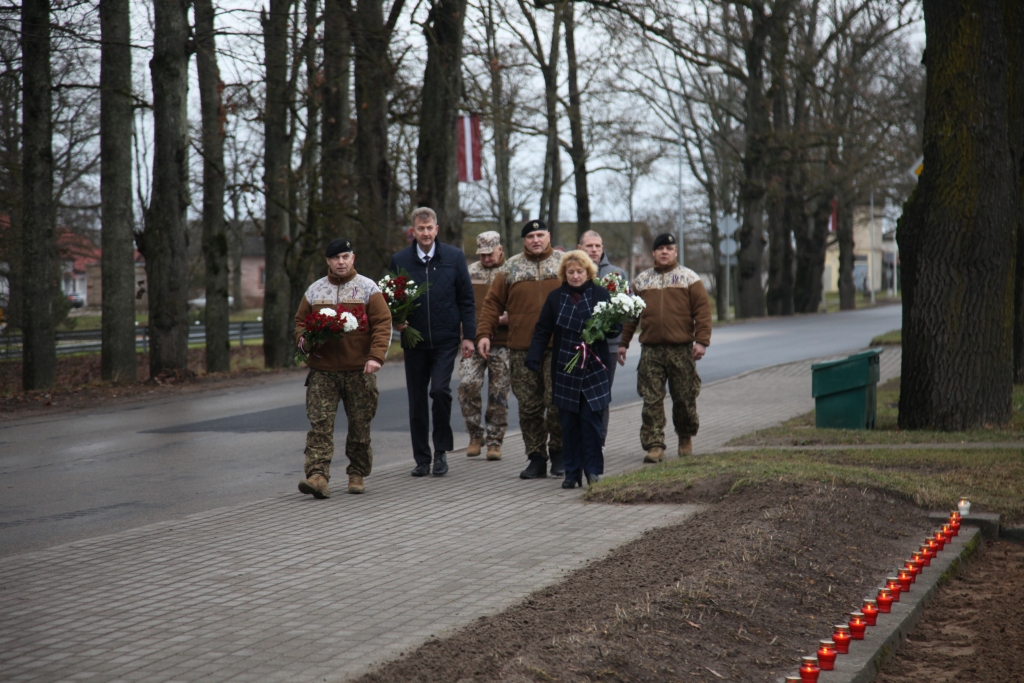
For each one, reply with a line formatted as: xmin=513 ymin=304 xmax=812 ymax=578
xmin=67 ymin=292 xmax=85 ymax=308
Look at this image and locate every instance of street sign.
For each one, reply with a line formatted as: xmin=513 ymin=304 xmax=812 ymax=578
xmin=719 ymin=215 xmax=739 ymax=237
xmin=719 ymin=237 xmax=738 ymax=256
xmin=719 ymin=255 xmax=737 ymax=266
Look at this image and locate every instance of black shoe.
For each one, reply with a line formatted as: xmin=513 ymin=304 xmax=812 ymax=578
xmin=411 ymin=463 xmax=431 ymax=477
xmin=562 ymin=475 xmax=582 ymax=489
xmin=432 ymin=452 xmax=449 ymax=476
xmin=585 ymin=472 xmax=600 ymax=486
xmin=519 ymin=455 xmax=547 ymax=479
xmin=549 ymin=449 xmax=564 ymax=476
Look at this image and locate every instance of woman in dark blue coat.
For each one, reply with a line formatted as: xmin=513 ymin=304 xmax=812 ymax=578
xmin=526 ymin=250 xmax=618 ymax=488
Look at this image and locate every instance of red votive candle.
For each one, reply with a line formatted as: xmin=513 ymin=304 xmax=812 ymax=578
xmin=800 ymin=655 xmax=821 ymax=683
xmin=862 ymin=598 xmax=879 ymax=625
xmin=876 ymin=588 xmax=894 ymax=613
xmin=817 ymin=640 xmax=837 ymax=670
xmin=848 ymin=612 xmax=867 ymax=640
xmin=907 ymin=556 xmax=923 ymax=575
xmin=912 ymin=550 xmax=929 ymax=568
xmin=942 ymin=524 xmax=954 ymax=541
xmin=832 ymin=624 xmax=852 ymax=653
xmin=933 ymin=532 xmax=946 ymax=550
xmin=886 ymin=577 xmax=902 ymax=601
xmin=926 ymin=538 xmax=941 ymax=556
xmin=898 ymin=569 xmax=913 ymax=593
xmin=903 ymin=562 xmax=919 ymax=582
xmin=919 ymin=545 xmax=935 ymax=565
xmin=950 ymin=518 xmax=961 ymax=534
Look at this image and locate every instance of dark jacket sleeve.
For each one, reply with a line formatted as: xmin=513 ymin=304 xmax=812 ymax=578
xmin=525 ymin=290 xmax=558 ymax=372
xmin=453 ymin=247 xmax=477 ymax=340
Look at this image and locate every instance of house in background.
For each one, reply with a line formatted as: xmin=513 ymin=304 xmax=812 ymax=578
xmin=58 ymin=231 xmax=101 ymax=307
xmin=823 ymin=204 xmax=898 ymax=295
xmin=85 ymin=251 xmax=149 ymax=311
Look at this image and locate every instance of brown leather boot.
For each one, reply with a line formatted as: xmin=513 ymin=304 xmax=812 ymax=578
xmin=466 ymin=437 xmax=483 ymax=457
xmin=298 ymin=474 xmax=330 ymax=499
xmin=347 ymin=474 xmax=365 ymax=494
xmin=643 ymin=447 xmax=665 ymax=464
xmin=486 ymin=444 xmax=502 ymax=461
xmin=678 ymin=438 xmax=693 ymax=456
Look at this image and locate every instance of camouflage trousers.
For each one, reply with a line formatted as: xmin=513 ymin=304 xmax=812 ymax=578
xmin=637 ymin=344 xmax=701 ymax=450
xmin=509 ymin=349 xmax=561 ymax=458
xmin=457 ymin=346 xmax=511 ymax=446
xmin=304 ymin=368 xmax=379 ymax=480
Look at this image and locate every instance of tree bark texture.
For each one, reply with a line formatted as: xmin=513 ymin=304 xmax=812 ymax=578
xmin=99 ymin=0 xmax=136 ymax=382
xmin=20 ymin=0 xmax=56 ymax=390
xmin=736 ymin=5 xmax=769 ymax=318
xmin=537 ymin=4 xmax=562 ymax=242
xmin=793 ymin=201 xmax=830 ymax=313
xmin=836 ymin=199 xmax=855 ymax=309
xmin=141 ymin=0 xmax=192 ymax=377
xmin=764 ymin=0 xmax=794 ymax=316
xmin=261 ymin=0 xmax=293 ymax=368
xmin=196 ymin=0 xmax=230 ymax=373
xmin=898 ymin=0 xmax=1017 ymax=430
xmin=485 ymin=0 xmax=513 ymax=247
xmin=416 ymin=0 xmax=467 ymax=248
xmin=322 ymin=0 xmax=353 ymax=238
xmin=563 ymin=4 xmax=590 ymax=243
xmin=1007 ymin=1 xmax=1024 ymax=383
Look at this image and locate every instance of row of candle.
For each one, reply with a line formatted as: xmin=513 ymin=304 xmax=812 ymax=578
xmin=783 ymin=508 xmax=964 ymax=682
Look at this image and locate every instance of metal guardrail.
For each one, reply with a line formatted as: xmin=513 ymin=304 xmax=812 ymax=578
xmin=0 ymin=322 xmax=264 ymax=360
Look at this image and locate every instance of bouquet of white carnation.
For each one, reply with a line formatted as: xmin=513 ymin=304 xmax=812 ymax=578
xmin=564 ymin=291 xmax=646 ymax=373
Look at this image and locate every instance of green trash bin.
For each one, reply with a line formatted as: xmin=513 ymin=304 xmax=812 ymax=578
xmin=811 ymin=348 xmax=883 ymax=429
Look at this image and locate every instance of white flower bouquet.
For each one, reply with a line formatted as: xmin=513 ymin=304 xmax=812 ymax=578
xmin=564 ymin=291 xmax=646 ymax=373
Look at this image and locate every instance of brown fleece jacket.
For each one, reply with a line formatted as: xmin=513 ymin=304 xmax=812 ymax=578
xmin=621 ymin=262 xmax=712 ymax=348
xmin=294 ymin=268 xmax=392 ymax=371
xmin=469 ymin=252 xmax=508 ymax=346
xmin=475 ymin=245 xmax=562 ymax=350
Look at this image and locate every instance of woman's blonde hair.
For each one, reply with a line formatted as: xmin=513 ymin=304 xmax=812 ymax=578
xmin=558 ymin=249 xmax=598 ymax=282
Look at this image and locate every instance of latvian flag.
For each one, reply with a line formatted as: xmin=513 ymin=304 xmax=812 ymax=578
xmin=457 ymin=113 xmax=482 ymax=182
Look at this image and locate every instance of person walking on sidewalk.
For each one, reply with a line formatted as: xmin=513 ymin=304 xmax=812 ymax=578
xmin=295 ymin=238 xmax=393 ymax=497
xmin=618 ymin=233 xmax=712 ymax=463
xmin=476 ymin=220 xmax=565 ymax=479
xmin=458 ymin=231 xmax=511 ymax=461
xmin=526 ymin=251 xmax=616 ymax=488
xmin=578 ymin=229 xmax=628 ymax=437
xmin=390 ymin=207 xmax=477 ymax=477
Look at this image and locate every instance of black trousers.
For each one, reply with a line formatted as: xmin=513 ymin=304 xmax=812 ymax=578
xmin=559 ymin=395 xmax=606 ymax=481
xmin=404 ymin=342 xmax=460 ymax=465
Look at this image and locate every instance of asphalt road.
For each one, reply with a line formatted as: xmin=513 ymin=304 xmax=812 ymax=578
xmin=0 ymin=304 xmax=901 ymax=557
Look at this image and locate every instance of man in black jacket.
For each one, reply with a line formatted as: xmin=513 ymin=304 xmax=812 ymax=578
xmin=391 ymin=207 xmax=477 ymax=477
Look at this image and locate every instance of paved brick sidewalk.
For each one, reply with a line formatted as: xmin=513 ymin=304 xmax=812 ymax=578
xmin=0 ymin=349 xmax=901 ymax=683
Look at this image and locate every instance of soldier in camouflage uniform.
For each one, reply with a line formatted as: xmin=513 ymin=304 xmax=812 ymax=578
xmin=458 ymin=231 xmax=512 ymax=460
xmin=294 ymin=238 xmax=392 ymax=497
xmin=476 ymin=220 xmax=565 ymax=479
xmin=619 ymin=233 xmax=712 ymax=463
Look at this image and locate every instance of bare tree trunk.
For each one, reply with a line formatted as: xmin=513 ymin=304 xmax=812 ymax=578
xmin=196 ymin=0 xmax=230 ymax=373
xmin=899 ymin=0 xmax=1016 ymax=430
xmin=261 ymin=0 xmax=293 ymax=368
xmin=764 ymin=1 xmax=794 ymax=316
xmin=793 ymin=200 xmax=829 ymax=313
xmin=322 ymin=0 xmax=353 ymax=237
xmin=736 ymin=7 xmax=769 ymax=318
xmin=20 ymin=0 xmax=56 ymax=390
xmin=836 ymin=198 xmax=855 ymax=310
xmin=537 ymin=3 xmax=563 ymax=240
xmin=485 ymin=0 xmax=513 ymax=247
xmin=1008 ymin=1 xmax=1024 ymax=383
xmin=140 ymin=0 xmax=192 ymax=377
xmin=349 ymin=0 xmax=405 ymax=274
xmin=563 ymin=4 xmax=589 ymax=243
xmin=99 ymin=0 xmax=137 ymax=382
xmin=416 ymin=0 xmax=467 ymax=247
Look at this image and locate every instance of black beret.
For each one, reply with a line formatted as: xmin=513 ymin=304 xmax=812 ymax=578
xmin=652 ymin=233 xmax=677 ymax=250
xmin=521 ymin=220 xmax=549 ymax=238
xmin=325 ymin=238 xmax=353 ymax=257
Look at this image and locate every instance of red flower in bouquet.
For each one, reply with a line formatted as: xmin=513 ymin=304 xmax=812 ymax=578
xmin=294 ymin=304 xmax=367 ymax=365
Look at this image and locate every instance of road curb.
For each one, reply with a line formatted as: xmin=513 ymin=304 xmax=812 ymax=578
xmin=814 ymin=524 xmax=983 ymax=683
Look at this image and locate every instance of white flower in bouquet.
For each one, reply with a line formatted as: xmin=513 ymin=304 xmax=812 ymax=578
xmin=340 ymin=311 xmax=358 ymax=332
xmin=320 ymin=308 xmax=338 ymax=317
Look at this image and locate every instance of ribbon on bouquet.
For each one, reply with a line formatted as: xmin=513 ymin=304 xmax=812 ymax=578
xmin=565 ymin=341 xmax=608 ymax=374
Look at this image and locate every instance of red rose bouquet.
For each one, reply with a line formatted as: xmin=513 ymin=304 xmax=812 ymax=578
xmin=294 ymin=304 xmax=368 ymax=365
xmin=378 ymin=269 xmax=431 ymax=347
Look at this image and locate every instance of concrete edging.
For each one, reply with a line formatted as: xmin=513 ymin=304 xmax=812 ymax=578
xmin=813 ymin=524 xmax=983 ymax=683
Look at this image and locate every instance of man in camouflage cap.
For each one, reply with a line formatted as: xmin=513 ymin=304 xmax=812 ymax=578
xmin=294 ymin=238 xmax=393 ymax=497
xmin=619 ymin=233 xmax=712 ymax=463
xmin=457 ymin=231 xmax=511 ymax=460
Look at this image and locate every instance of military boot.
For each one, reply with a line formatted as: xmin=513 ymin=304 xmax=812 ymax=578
xmin=298 ymin=474 xmax=330 ymax=499
xmin=549 ymin=449 xmax=565 ymax=476
xmin=678 ymin=437 xmax=693 ymax=457
xmin=348 ymin=474 xmax=365 ymax=494
xmin=467 ymin=437 xmax=483 ymax=457
xmin=519 ymin=454 xmax=547 ymax=479
xmin=643 ymin=447 xmax=665 ymax=464
xmin=486 ymin=444 xmax=502 ymax=460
